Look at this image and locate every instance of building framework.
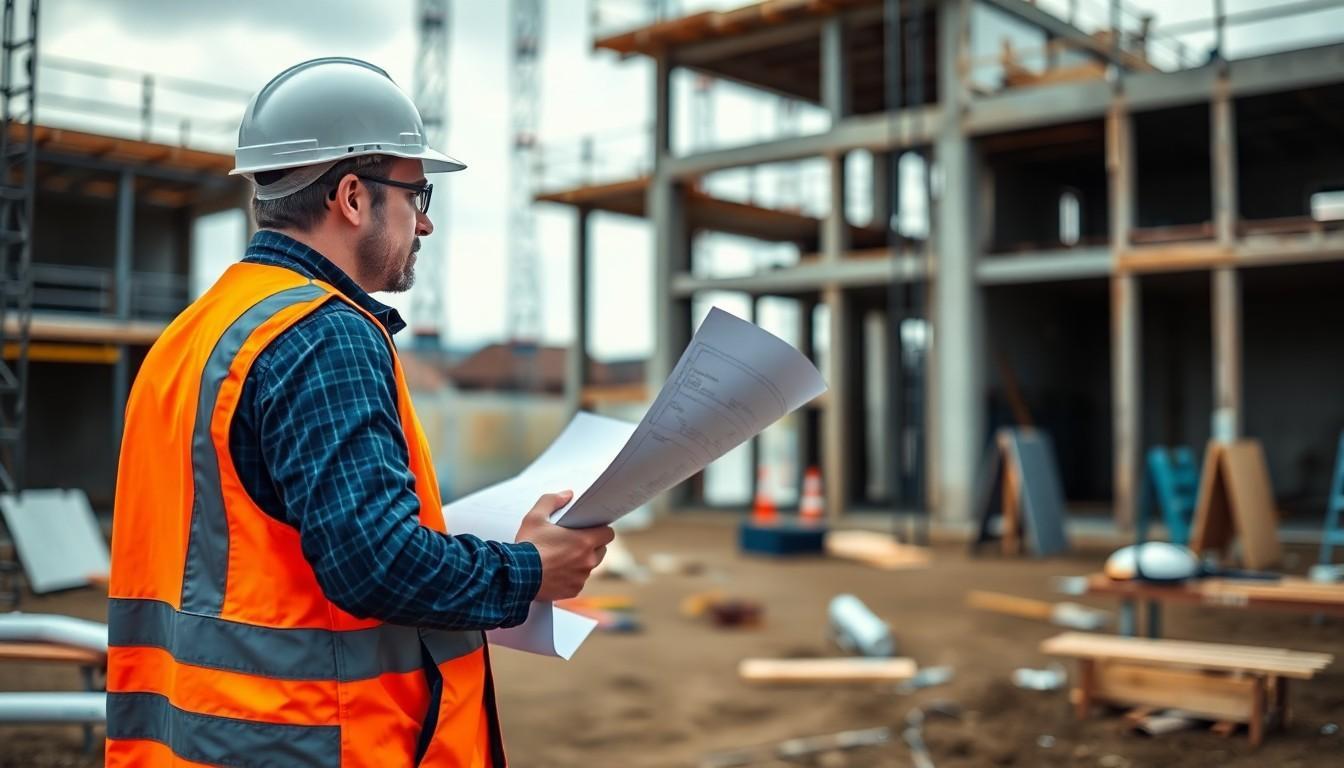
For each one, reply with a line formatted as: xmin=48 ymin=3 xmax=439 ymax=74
xmin=546 ymin=0 xmax=1344 ymax=527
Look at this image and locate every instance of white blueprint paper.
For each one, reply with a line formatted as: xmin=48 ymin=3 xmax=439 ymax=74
xmin=554 ymin=308 xmax=827 ymax=529
xmin=441 ymin=308 xmax=827 ymax=659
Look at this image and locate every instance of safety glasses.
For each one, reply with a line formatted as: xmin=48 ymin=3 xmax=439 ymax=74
xmin=355 ymin=174 xmax=433 ymax=214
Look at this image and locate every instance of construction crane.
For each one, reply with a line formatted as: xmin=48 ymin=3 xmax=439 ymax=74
xmin=411 ymin=0 xmax=449 ymax=350
xmin=508 ymin=0 xmax=542 ymax=351
xmin=0 ymin=0 xmax=38 ymax=607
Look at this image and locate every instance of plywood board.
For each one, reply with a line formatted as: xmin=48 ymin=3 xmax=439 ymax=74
xmin=1008 ymin=430 xmax=1069 ymax=557
xmin=0 ymin=489 xmax=109 ymax=593
xmin=1191 ymin=440 xmax=1281 ymax=569
xmin=1221 ymin=441 xmax=1282 ymax=569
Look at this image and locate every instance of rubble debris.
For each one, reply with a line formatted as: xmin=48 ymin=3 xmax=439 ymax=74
xmin=895 ymin=665 xmax=954 ymax=694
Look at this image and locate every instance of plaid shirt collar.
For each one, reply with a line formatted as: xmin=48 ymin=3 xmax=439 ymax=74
xmin=243 ymin=229 xmax=407 ymax=336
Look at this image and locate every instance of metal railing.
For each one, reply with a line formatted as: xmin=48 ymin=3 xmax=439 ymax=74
xmin=534 ymin=125 xmax=654 ymax=191
xmin=968 ymin=0 xmax=1344 ymax=94
xmin=31 ymin=263 xmax=189 ymax=321
xmin=37 ymin=54 xmax=249 ymax=150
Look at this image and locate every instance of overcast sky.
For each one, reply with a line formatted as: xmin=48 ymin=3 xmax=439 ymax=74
xmin=37 ymin=0 xmax=1344 ymax=359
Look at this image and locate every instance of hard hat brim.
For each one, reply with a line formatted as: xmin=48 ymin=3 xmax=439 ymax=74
xmin=231 ymin=145 xmax=466 ymax=177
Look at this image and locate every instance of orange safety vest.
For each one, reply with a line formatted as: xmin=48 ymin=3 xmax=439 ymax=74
xmin=107 ymin=261 xmax=505 ymax=767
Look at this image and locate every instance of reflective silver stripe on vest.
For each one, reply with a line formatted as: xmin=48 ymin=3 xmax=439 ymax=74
xmin=181 ymin=283 xmax=330 ymax=615
xmin=110 ymin=598 xmax=484 ymax=682
xmin=107 ymin=691 xmax=339 ymax=766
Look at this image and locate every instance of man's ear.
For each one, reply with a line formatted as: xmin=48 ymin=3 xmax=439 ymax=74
xmin=330 ymin=173 xmax=364 ymax=227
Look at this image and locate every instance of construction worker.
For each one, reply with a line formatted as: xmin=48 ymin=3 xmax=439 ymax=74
xmin=105 ymin=57 xmax=613 ymax=767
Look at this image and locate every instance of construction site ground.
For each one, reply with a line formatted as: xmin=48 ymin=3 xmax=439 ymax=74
xmin=2 ymin=516 xmax=1341 ymax=768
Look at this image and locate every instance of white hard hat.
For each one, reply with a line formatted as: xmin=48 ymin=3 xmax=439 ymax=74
xmin=232 ymin=57 xmax=464 ymax=194
xmin=1104 ymin=542 xmax=1199 ymax=583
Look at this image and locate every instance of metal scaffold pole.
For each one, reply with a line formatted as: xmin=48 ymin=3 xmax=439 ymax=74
xmin=0 ymin=0 xmax=38 ymax=607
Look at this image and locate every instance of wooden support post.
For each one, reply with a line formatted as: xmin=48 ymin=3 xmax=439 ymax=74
xmin=1075 ymin=659 xmax=1095 ymax=720
xmin=1249 ymin=676 xmax=1265 ymax=747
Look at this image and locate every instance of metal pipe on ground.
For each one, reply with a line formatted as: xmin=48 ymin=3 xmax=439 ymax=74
xmin=0 ymin=613 xmax=108 ymax=652
xmin=0 ymin=692 xmax=105 ymax=723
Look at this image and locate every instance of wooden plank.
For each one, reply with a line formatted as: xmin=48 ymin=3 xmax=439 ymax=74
xmin=825 ymin=530 xmax=931 ymax=570
xmin=738 ymin=657 xmax=916 ymax=684
xmin=1045 ymin=632 xmax=1332 ymax=670
xmin=966 ymin=590 xmax=1054 ymax=621
xmin=1191 ymin=441 xmax=1232 ymax=553
xmin=1220 ymin=441 xmax=1282 ymax=569
xmin=1092 ymin=661 xmax=1255 ymax=722
xmin=1041 ymin=633 xmax=1331 ymax=679
xmin=0 ymin=642 xmax=104 ymax=665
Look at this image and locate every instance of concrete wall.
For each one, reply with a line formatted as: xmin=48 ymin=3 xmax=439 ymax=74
xmin=1237 ymin=85 xmax=1344 ymax=221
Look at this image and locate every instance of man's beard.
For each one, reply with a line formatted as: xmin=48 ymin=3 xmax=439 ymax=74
xmin=357 ymin=218 xmax=419 ymax=293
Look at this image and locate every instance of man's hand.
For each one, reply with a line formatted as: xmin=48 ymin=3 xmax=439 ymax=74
xmin=515 ymin=491 xmax=615 ymax=602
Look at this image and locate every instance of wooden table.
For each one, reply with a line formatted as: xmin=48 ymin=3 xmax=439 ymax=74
xmin=1084 ymin=573 xmax=1344 ymax=638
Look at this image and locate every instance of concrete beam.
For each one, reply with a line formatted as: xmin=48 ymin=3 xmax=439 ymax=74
xmin=671 ymin=253 xmax=928 ymax=296
xmin=975 ymin=248 xmax=1112 ymax=284
xmin=964 ymin=80 xmax=1114 ymax=136
xmin=964 ymin=43 xmax=1344 ymax=136
xmin=663 ymin=107 xmax=939 ymax=180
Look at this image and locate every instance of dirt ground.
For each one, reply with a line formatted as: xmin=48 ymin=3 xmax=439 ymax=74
xmin=2 ymin=516 xmax=1341 ymax=767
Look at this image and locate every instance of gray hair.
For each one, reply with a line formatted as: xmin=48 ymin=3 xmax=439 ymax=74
xmin=252 ymin=154 xmax=393 ymax=232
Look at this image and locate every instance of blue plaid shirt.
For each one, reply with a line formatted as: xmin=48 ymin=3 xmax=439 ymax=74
xmin=228 ymin=230 xmax=541 ymax=630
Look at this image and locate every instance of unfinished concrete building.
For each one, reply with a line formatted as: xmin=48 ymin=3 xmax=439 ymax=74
xmin=545 ymin=0 xmax=1344 ymax=530
xmin=5 ymin=124 xmax=245 ymax=508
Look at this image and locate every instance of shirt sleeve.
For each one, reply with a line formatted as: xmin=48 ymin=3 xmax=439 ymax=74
xmin=250 ymin=306 xmax=542 ymax=630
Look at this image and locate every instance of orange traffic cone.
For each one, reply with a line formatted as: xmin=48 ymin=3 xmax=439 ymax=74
xmin=800 ymin=466 xmax=825 ymax=525
xmin=752 ymin=466 xmax=777 ymax=524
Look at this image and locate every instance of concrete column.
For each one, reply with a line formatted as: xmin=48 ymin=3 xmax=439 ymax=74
xmin=1210 ymin=78 xmax=1241 ymax=441
xmin=1211 ymin=78 xmax=1238 ymax=247
xmin=648 ymin=53 xmax=692 ymax=510
xmin=822 ymin=285 xmax=851 ymax=519
xmin=824 ymin=153 xmax=849 ymax=260
xmin=112 ymin=171 xmax=135 ymax=448
xmin=564 ymin=207 xmax=590 ymax=416
xmin=1111 ymin=274 xmax=1141 ymax=529
xmin=1212 ymin=268 xmax=1241 ymax=440
xmin=930 ymin=0 xmax=984 ymax=523
xmin=821 ymin=16 xmax=850 ymax=122
xmin=1107 ymin=99 xmax=1140 ymax=527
